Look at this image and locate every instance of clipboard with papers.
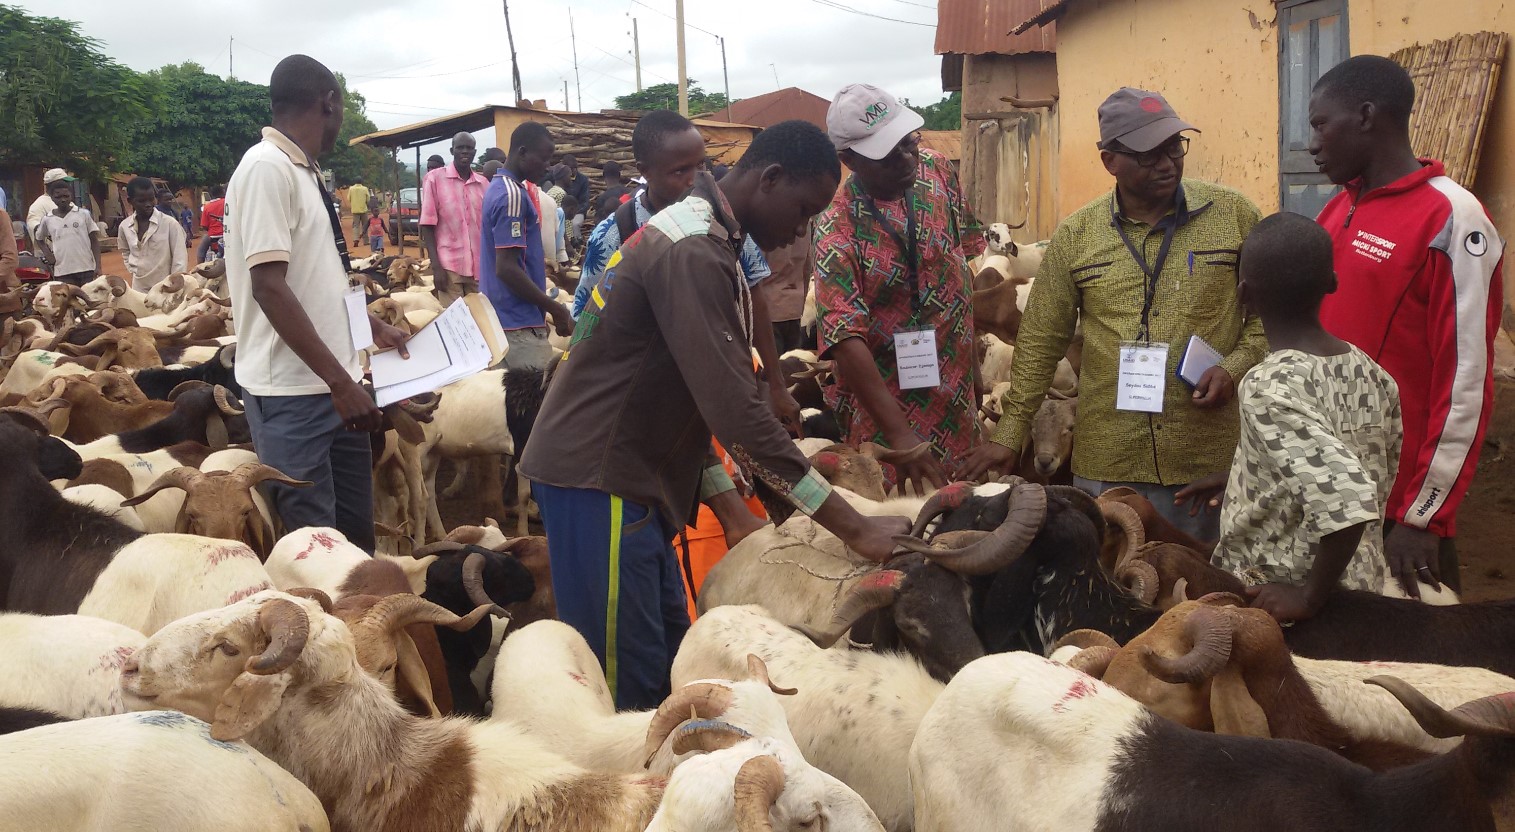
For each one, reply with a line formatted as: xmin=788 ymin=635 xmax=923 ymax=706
xmin=369 ymin=295 xmax=508 ymax=407
xmin=1176 ymin=335 xmax=1223 ymax=388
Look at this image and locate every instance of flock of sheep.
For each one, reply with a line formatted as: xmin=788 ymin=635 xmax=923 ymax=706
xmin=0 ymin=245 xmax=1514 ymax=831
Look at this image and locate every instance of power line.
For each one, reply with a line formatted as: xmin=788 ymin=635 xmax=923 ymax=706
xmin=365 ymin=100 xmax=461 ymax=112
xmin=593 ymin=44 xmax=675 ymax=85
xmin=881 ymin=0 xmax=936 ymax=8
xmin=347 ymin=60 xmax=508 ymax=80
xmin=808 ymin=0 xmax=935 ymax=26
xmin=630 ymin=0 xmax=720 ymax=40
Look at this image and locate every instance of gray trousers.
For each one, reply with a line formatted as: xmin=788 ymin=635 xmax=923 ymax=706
xmin=245 ymin=392 xmax=375 ymax=551
xmin=1074 ymin=476 xmax=1221 ymax=543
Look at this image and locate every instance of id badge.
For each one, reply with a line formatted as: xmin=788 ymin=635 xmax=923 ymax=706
xmin=893 ymin=327 xmax=941 ymax=390
xmin=1116 ymin=341 xmax=1169 ymax=413
xmin=345 ymin=287 xmax=374 ymax=351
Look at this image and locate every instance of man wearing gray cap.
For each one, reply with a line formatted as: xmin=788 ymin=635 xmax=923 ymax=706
xmin=813 ymin=83 xmax=985 ymax=495
xmin=960 ymin=87 xmax=1264 ymax=542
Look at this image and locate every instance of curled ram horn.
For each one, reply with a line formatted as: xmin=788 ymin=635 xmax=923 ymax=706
xmin=247 ymin=598 xmax=312 ymax=675
xmin=1365 ymin=676 xmax=1515 ymax=740
xmin=285 ymin=587 xmax=335 ymax=614
xmin=411 ymin=540 xmax=468 ymax=557
xmin=1067 ymin=646 xmax=1118 ymax=679
xmin=671 ymin=719 xmax=753 ymax=757
xmin=214 ymin=385 xmax=245 ymax=416
xmin=893 ymin=482 xmax=1048 ymax=575
xmin=732 ymin=752 xmax=786 ymax=832
xmin=905 ymin=480 xmax=984 ymax=539
xmin=1098 ymin=500 xmax=1146 ymax=571
xmin=792 ymin=569 xmax=909 ymax=649
xmin=461 ymin=551 xmax=512 ymax=619
xmin=1052 ymin=629 xmax=1120 ymax=652
xmin=167 ymin=379 xmax=212 ymax=401
xmin=356 ymin=593 xmax=492 ymax=640
xmin=642 ymin=684 xmax=736 ymax=768
xmin=744 ymin=654 xmax=797 ymax=696
xmin=1117 ymin=558 xmax=1160 ymax=605
xmin=1138 ymin=604 xmax=1235 ymax=685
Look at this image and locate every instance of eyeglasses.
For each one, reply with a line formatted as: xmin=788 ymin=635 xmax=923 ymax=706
xmin=1108 ymin=136 xmax=1190 ymax=168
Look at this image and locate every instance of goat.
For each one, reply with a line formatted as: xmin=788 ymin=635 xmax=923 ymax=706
xmin=0 ymin=711 xmax=330 ymax=832
xmin=911 ymin=651 xmax=1515 ymax=832
xmin=0 ymin=613 xmax=144 ymax=718
xmin=122 ymin=591 xmax=668 ymax=832
xmin=122 ymin=462 xmax=309 ymax=558
xmin=78 ymin=273 xmax=152 ymax=316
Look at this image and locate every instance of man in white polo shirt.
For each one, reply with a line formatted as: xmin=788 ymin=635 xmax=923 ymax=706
xmin=224 ymin=54 xmax=408 ymax=552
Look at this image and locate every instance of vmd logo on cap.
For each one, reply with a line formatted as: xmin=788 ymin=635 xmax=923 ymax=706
xmin=860 ymin=102 xmax=890 ymax=130
xmin=1140 ymin=97 xmax=1165 ymax=113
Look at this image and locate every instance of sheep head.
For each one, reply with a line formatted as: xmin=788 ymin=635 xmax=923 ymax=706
xmin=144 ymin=272 xmax=188 ymax=312
xmin=334 ymin=592 xmax=492 ymax=719
xmin=57 ymin=327 xmax=165 ymax=371
xmin=120 ymin=594 xmax=322 ymax=740
xmin=642 ymin=655 xmax=797 ymax=769
xmin=122 ymin=463 xmax=312 ymax=558
xmin=893 ymin=479 xmax=1049 ymax=575
xmin=1028 ymin=390 xmax=1077 ymax=479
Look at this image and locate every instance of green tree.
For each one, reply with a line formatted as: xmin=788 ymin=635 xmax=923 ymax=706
xmin=126 ymin=62 xmax=269 ymax=186
xmin=0 ymin=5 xmax=149 ymax=179
xmin=614 ymin=81 xmax=729 ymax=116
xmin=908 ymin=92 xmax=962 ymax=131
xmin=325 ymin=75 xmax=390 ymax=188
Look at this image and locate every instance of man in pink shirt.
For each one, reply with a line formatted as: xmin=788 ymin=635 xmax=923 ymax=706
xmin=421 ymin=131 xmax=490 ymax=305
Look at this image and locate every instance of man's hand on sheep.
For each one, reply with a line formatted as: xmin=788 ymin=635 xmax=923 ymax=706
xmin=956 ymin=439 xmax=1019 ymax=482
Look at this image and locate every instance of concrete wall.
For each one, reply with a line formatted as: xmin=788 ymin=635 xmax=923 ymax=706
xmin=1051 ymin=0 xmax=1281 ymax=218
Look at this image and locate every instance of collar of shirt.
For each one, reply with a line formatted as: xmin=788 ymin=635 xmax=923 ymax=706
xmin=1108 ymin=183 xmax=1212 ymax=233
xmin=262 ymin=126 xmax=319 ymax=171
xmin=690 ymin=171 xmax=742 ymax=246
xmin=124 ymin=209 xmax=167 ymax=241
xmin=1342 ymin=157 xmax=1444 ymax=202
xmin=441 ymin=163 xmax=489 ymax=186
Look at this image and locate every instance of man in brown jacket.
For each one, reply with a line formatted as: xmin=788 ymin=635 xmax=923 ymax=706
xmin=519 ymin=121 xmax=909 ymax=710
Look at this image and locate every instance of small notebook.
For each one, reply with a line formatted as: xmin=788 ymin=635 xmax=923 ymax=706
xmin=1177 ymin=335 xmax=1223 ymax=387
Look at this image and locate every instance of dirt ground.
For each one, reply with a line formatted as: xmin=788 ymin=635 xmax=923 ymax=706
xmin=1450 ymin=338 xmax=1515 ymax=603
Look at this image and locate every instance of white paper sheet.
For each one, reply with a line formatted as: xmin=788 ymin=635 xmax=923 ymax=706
xmin=372 ymin=298 xmax=496 ymax=406
xmin=345 ymin=288 xmax=374 ymax=351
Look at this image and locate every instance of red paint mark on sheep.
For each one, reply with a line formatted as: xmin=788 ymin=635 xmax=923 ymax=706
xmin=207 ymin=545 xmax=257 ymax=566
xmin=568 ymin=671 xmax=590 ymax=687
xmin=294 ymin=531 xmax=341 ymax=561
xmin=94 ymin=646 xmax=136 ymax=673
xmin=1053 ymin=678 xmax=1099 ymax=714
xmin=225 ymin=583 xmax=273 ymax=605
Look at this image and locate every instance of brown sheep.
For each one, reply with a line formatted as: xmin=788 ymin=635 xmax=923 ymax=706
xmin=121 ymin=463 xmax=311 ymax=558
xmin=25 ymin=374 xmax=174 ymax=442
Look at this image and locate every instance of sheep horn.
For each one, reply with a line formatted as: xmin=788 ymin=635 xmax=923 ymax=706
xmin=63 ymin=329 xmax=121 ymax=355
xmin=411 ymin=540 xmax=468 ymax=557
xmin=0 ymin=406 xmax=51 ymax=436
xmin=232 ymin=462 xmax=313 ymax=490
xmin=121 ymin=466 xmax=205 ymax=506
xmin=286 ymin=587 xmax=334 ymax=614
xmin=1365 ymin=676 xmax=1515 ymax=740
xmin=444 ymin=526 xmax=487 ymax=546
xmin=670 ymin=719 xmax=753 ymax=757
xmin=1067 ymin=646 xmax=1118 ymax=679
xmin=792 ymin=569 xmax=909 ymax=649
xmin=247 ymin=598 xmax=311 ymax=675
xmin=105 ymin=274 xmax=128 ymax=297
xmin=1117 ymin=558 xmax=1160 ymax=605
xmin=892 ymin=483 xmax=1048 ymax=576
xmin=732 ymin=753 xmax=786 ymax=832
xmin=167 ymin=379 xmax=211 ymax=401
xmin=1099 ymin=501 xmax=1146 ymax=570
xmin=67 ymin=285 xmax=93 ymax=307
xmin=358 ymin=593 xmax=493 ymax=638
xmin=1051 ymin=629 xmax=1120 ymax=652
xmin=162 ymin=272 xmax=186 ymax=293
xmin=461 ymin=550 xmax=512 ymax=619
xmin=214 ymin=385 xmax=245 ymax=416
xmin=642 ymin=683 xmax=736 ymax=768
xmin=744 ymin=655 xmax=797 ymax=696
xmin=905 ymin=480 xmax=982 ymax=538
xmin=1172 ymin=577 xmax=1191 ymax=606
xmin=1138 ymin=604 xmax=1235 ymax=685
xmin=1195 ymin=592 xmax=1248 ymax=608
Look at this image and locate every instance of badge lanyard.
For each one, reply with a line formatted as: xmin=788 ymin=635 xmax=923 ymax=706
xmin=1114 ymin=217 xmax=1176 ymax=343
xmin=861 ymin=188 xmax=921 ymax=319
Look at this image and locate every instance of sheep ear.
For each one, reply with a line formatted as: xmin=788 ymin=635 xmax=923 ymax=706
xmin=1209 ymin=664 xmax=1270 ymax=738
xmin=394 ymin=631 xmax=441 ymax=718
xmin=210 ymin=672 xmax=290 ymax=741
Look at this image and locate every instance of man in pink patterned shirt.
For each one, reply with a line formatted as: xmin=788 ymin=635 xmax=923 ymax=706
xmin=421 ymin=131 xmax=490 ymax=305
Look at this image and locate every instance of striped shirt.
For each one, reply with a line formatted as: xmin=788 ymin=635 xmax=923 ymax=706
xmin=420 ymin=164 xmax=489 ymax=277
xmin=993 ymin=180 xmax=1266 ymax=485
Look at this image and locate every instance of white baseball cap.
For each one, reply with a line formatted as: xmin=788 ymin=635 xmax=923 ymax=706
xmin=43 ymin=168 xmax=74 ymax=185
xmin=826 ymin=83 xmax=925 ymax=161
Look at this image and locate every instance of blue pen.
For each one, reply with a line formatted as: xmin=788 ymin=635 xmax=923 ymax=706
xmin=1188 ymin=251 xmax=1194 ymax=275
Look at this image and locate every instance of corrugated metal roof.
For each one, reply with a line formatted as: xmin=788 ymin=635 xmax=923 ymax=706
xmin=1010 ymin=0 xmax=1076 ymax=36
xmin=709 ymin=88 xmax=831 ymax=129
xmin=920 ymin=130 xmax=963 ymax=162
xmin=935 ymin=0 xmax=1056 ymax=56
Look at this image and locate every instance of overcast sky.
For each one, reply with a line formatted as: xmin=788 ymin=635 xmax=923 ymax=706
xmin=26 ymin=0 xmax=945 ymax=160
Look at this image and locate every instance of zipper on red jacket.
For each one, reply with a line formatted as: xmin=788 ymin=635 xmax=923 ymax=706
xmin=1343 ymin=200 xmax=1358 ymax=228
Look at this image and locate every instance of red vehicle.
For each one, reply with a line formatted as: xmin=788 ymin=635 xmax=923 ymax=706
xmin=389 ymin=187 xmax=419 ymax=246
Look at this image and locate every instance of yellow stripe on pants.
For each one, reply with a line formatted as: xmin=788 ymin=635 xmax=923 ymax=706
xmin=605 ymin=495 xmax=623 ymax=702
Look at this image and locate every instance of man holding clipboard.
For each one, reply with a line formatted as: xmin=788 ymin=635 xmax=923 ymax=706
xmin=960 ymin=88 xmax=1264 ymax=541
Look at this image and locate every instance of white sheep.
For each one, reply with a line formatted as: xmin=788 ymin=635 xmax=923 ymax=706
xmin=75 ymin=533 xmax=274 ymax=635
xmin=59 ymin=483 xmax=145 ymax=531
xmin=0 ymin=613 xmax=144 ymax=718
xmin=121 ymin=591 xmax=668 ymax=832
xmin=671 ymin=604 xmax=945 ymax=831
xmin=0 ymin=350 xmax=90 ymax=400
xmin=265 ymin=527 xmax=375 ymax=598
xmin=77 ymin=274 xmax=153 ymax=317
xmin=0 ymin=711 xmax=328 ymax=832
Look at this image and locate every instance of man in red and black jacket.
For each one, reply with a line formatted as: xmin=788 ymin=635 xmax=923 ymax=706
xmin=1309 ymin=55 xmax=1505 ymax=597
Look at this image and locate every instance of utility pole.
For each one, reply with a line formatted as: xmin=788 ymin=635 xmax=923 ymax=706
xmin=770 ymin=63 xmax=780 ymax=90
xmin=229 ymin=36 xmax=234 ymax=79
xmin=570 ymin=8 xmax=582 ymax=111
xmin=675 ymin=0 xmax=689 ymax=116
xmin=632 ymin=18 xmax=643 ymax=92
xmin=502 ymin=0 xmax=523 ymax=103
xmin=719 ymin=37 xmax=731 ymax=121
xmin=563 ymin=80 xmax=570 ymax=110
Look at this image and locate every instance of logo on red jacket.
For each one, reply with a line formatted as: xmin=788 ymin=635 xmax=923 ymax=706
xmin=1466 ymin=231 xmax=1490 ymax=257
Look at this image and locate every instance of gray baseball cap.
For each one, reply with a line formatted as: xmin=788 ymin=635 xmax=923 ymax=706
xmin=826 ymin=83 xmax=925 ymax=161
xmin=1098 ymin=88 xmax=1198 ymax=152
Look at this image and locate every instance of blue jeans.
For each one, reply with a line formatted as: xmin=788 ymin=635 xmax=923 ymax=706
xmin=244 ymin=392 xmax=374 ymax=551
xmin=1074 ymin=476 xmax=1222 ymax=543
xmin=532 ymin=482 xmax=690 ymax=710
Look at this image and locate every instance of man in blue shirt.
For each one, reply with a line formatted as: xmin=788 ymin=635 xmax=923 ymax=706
xmin=480 ymin=121 xmax=573 ymax=372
